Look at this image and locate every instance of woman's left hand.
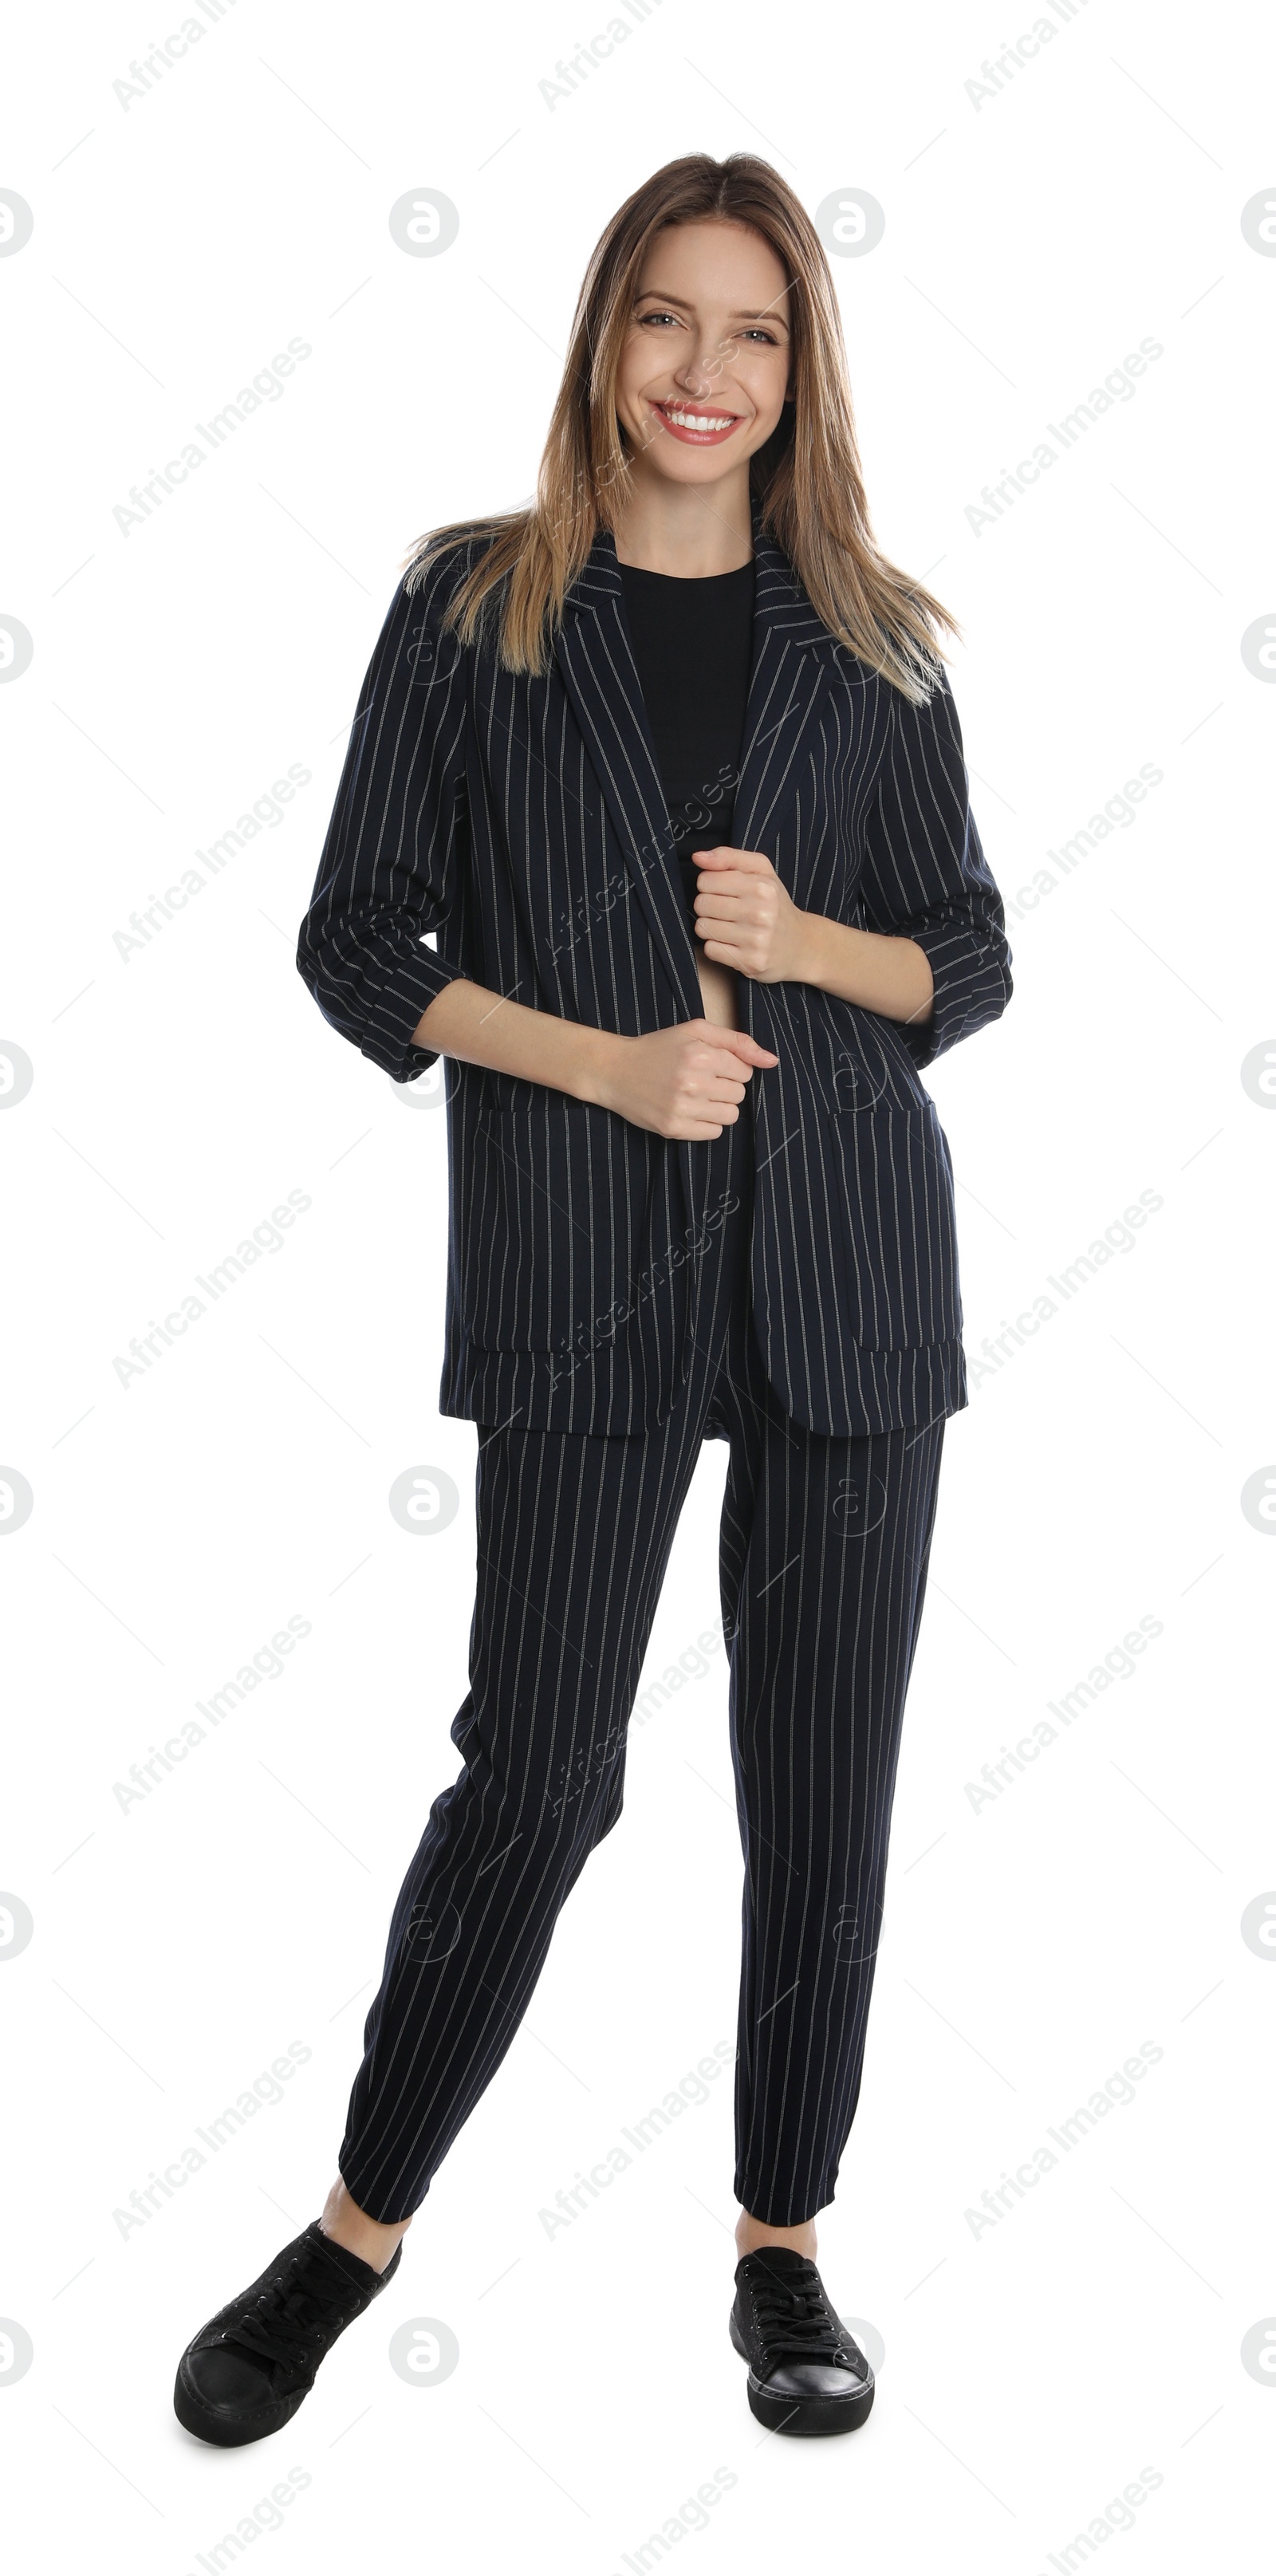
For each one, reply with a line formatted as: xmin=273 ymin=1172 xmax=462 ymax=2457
xmin=691 ymin=846 xmax=812 ymax=985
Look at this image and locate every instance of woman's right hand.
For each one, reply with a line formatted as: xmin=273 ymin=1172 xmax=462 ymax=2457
xmin=593 ymin=1020 xmax=779 ymax=1140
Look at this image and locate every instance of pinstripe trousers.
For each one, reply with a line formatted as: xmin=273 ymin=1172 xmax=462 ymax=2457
xmin=339 ymin=1107 xmax=946 ymax=2227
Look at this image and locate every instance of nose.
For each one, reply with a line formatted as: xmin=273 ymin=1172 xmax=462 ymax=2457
xmin=675 ymin=348 xmax=725 ymax=397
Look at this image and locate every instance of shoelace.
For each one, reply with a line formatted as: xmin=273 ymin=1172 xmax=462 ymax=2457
xmin=746 ymin=2262 xmax=863 ymax=2376
xmin=220 ymin=2241 xmax=359 ymax=2376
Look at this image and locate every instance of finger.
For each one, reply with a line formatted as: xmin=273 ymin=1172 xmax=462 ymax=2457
xmin=695 ymin=845 xmax=769 ymax=876
xmin=695 ymin=878 xmax=758 ymax=910
xmin=681 ymin=1020 xmax=777 ymax=1062
xmin=705 ymin=1028 xmax=779 ymax=1065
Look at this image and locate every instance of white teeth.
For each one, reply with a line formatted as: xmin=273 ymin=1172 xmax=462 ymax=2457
xmin=662 ymin=406 xmax=734 ymax=431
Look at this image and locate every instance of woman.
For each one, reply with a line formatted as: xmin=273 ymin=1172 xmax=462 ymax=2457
xmin=174 ymin=152 xmax=1011 ymax=2448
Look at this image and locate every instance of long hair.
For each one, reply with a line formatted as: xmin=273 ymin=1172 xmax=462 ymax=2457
xmin=402 ymin=152 xmax=959 ymax=704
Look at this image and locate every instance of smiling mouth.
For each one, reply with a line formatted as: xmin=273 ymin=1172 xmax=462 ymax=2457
xmin=650 ymin=399 xmax=743 ymax=441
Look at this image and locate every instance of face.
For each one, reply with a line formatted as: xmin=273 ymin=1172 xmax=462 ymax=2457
xmin=614 ymin=218 xmax=793 ymax=490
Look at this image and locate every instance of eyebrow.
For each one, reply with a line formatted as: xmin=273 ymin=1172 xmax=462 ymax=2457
xmin=633 ymin=290 xmax=790 ymax=329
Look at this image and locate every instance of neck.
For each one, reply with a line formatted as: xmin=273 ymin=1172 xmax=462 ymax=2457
xmin=611 ymin=466 xmax=754 ymax=577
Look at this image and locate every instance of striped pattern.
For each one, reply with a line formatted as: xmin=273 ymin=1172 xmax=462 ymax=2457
xmin=338 ymin=1114 xmax=946 ymax=2226
xmin=297 ymin=493 xmax=1012 ymax=1436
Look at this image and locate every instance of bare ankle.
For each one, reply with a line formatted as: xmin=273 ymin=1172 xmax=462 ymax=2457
xmin=735 ymin=2208 xmax=817 ymax=2262
xmin=320 ymin=2177 xmax=413 ymax=2274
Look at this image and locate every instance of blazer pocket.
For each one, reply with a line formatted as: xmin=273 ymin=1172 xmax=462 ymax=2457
xmin=827 ymin=1102 xmax=963 ymax=1351
xmin=465 ymin=1099 xmax=661 ymax=1353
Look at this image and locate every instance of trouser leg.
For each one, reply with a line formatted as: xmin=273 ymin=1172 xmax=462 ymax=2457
xmin=715 ymin=1356 xmax=947 ymax=2226
xmin=338 ymin=1122 xmax=752 ymax=2223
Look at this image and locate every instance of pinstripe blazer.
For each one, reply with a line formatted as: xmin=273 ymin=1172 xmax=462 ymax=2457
xmin=296 ymin=491 xmax=1012 ymax=1438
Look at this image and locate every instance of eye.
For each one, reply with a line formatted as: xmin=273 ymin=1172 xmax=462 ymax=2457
xmin=633 ymin=310 xmax=784 ymax=349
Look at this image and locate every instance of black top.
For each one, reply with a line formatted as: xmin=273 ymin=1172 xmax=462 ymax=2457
xmin=618 ymin=555 xmax=755 ymax=932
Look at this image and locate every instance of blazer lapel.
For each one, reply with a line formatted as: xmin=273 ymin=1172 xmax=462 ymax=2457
xmin=730 ymin=503 xmax=845 ymax=863
xmin=554 ymin=492 xmax=841 ymax=1026
xmin=554 ymin=557 xmax=703 ymax=1024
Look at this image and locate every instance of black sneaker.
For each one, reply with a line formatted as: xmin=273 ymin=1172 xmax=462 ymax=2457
xmin=173 ymin=2219 xmax=402 ymax=2448
xmin=730 ymin=2246 xmax=874 ymax=2436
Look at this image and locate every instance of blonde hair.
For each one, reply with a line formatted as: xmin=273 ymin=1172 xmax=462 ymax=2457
xmin=403 ymin=151 xmax=959 ymax=704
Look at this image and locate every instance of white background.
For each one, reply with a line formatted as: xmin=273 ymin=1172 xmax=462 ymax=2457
xmin=2 ymin=0 xmax=1273 ymax=2566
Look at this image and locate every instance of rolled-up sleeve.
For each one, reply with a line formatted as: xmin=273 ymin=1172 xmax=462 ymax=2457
xmin=857 ymin=668 xmax=1013 ymax=1073
xmin=296 ymin=561 xmax=471 ymax=1080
